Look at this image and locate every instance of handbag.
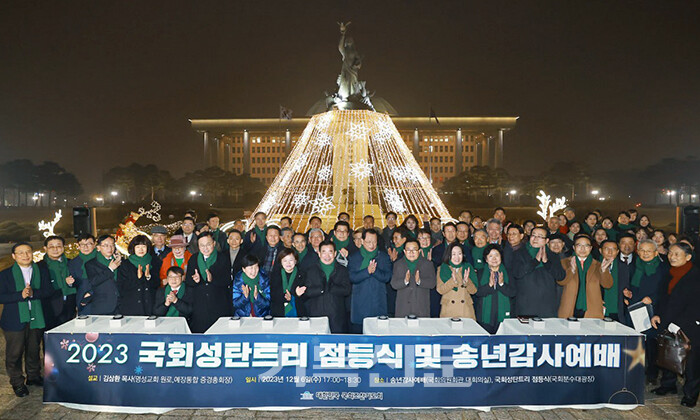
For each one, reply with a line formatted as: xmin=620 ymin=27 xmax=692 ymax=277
xmin=656 ymin=328 xmax=691 ymax=375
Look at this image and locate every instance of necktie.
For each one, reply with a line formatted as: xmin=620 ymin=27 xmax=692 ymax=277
xmin=623 ymin=256 xmax=628 ymax=264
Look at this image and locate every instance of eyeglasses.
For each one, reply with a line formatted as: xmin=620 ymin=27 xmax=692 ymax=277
xmin=574 ymin=244 xmax=592 ymax=249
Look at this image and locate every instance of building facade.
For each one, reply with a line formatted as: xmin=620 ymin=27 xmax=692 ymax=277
xmin=189 ymin=116 xmax=518 ymax=187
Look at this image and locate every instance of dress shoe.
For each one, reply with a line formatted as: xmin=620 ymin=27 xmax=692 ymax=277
xmin=681 ymin=397 xmax=697 ymax=408
xmin=652 ymin=386 xmax=678 ymax=396
xmin=26 ymin=377 xmax=43 ymax=387
xmin=12 ymin=385 xmax=29 ymax=397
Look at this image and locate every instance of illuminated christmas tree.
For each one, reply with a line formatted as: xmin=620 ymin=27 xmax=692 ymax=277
xmin=249 ymin=109 xmax=453 ymax=231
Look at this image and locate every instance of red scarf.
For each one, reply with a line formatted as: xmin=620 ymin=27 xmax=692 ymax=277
xmin=668 ymin=262 xmax=693 ymax=294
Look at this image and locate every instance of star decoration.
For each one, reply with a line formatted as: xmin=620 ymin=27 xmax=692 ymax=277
xmin=292 ymin=193 xmax=309 ymax=208
xmin=349 ymin=160 xmax=374 ymax=180
xmin=316 ymin=112 xmax=333 ymax=130
xmin=315 ymin=131 xmax=333 ymax=147
xmin=134 ymin=366 xmax=144 ymax=375
xmin=391 ymin=165 xmax=421 ymax=183
xmin=623 ymin=337 xmax=646 ymax=372
xmin=383 ymin=188 xmax=407 ymax=213
xmin=291 ymin=153 xmax=310 ymax=172
xmin=345 ymin=122 xmax=370 ymax=142
xmin=308 ymin=193 xmax=335 ymax=216
xmin=86 ymin=363 xmax=96 ymax=372
xmin=60 ymin=339 xmax=69 ymax=350
xmin=317 ymin=164 xmax=332 ymax=182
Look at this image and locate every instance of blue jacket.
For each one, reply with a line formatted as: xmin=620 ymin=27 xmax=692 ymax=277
xmin=232 ymin=270 xmax=271 ymax=317
xmin=0 ymin=264 xmax=53 ymax=331
xmin=348 ymin=250 xmax=392 ymax=324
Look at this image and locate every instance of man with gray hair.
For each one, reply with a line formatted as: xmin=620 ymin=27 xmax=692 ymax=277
xmin=485 ymin=218 xmax=504 ymax=246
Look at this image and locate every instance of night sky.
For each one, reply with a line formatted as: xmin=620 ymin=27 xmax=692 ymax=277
xmin=2 ymin=1 xmax=699 ymax=191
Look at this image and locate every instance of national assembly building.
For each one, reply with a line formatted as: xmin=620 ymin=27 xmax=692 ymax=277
xmin=189 ymin=114 xmax=517 ymax=187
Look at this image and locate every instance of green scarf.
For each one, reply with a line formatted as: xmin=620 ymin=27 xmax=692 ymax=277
xmin=78 ymin=249 xmax=97 ymax=279
xmin=471 ymin=246 xmax=486 ymax=271
xmin=601 ymin=257 xmax=619 ymax=315
xmin=617 ymin=223 xmax=634 ymax=232
xmin=479 ymin=264 xmax=511 ymax=324
xmin=212 ymin=228 xmax=221 ymax=243
xmin=11 ymin=263 xmax=45 ymax=329
xmin=394 ymin=243 xmax=405 ymax=256
xmin=320 ymin=261 xmax=335 ymax=283
xmin=281 ymin=267 xmax=297 ymax=315
xmin=254 ymin=225 xmax=267 ymax=247
xmin=420 ymin=247 xmax=431 ymax=259
xmin=525 ymin=243 xmax=544 ymax=268
xmin=298 ymin=247 xmax=308 ymax=263
xmin=359 ymin=246 xmax=378 ymax=270
xmin=406 ymin=258 xmax=418 ymax=276
xmin=575 ymin=255 xmax=593 ymax=312
xmin=332 ymin=236 xmax=350 ymax=251
xmin=197 ymin=249 xmax=218 ymax=280
xmin=242 ymin=270 xmax=260 ymax=304
xmin=604 ymin=228 xmax=617 ymax=241
xmin=164 ymin=283 xmax=186 ymax=317
xmin=631 ymin=256 xmax=660 ymax=288
xmin=582 ymin=224 xmax=595 ymax=235
xmin=406 ymin=229 xmax=417 ymax=239
xmin=96 ymin=253 xmax=117 ymax=279
xmin=128 ymin=253 xmax=153 ymax=274
xmin=44 ymin=254 xmax=76 ymax=296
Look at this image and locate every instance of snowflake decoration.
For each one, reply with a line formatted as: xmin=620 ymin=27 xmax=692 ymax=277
xmin=391 ymin=165 xmax=421 ymax=183
xmin=372 ymin=118 xmax=394 ymax=144
xmin=292 ymin=193 xmax=309 ymax=208
xmin=138 ymin=201 xmax=162 ymax=222
xmin=315 ymin=131 xmax=333 ymax=147
xmin=259 ymin=192 xmax=278 ymax=214
xmin=317 ymin=112 xmax=333 ymax=130
xmin=60 ymin=339 xmax=69 ymax=350
xmin=86 ymin=363 xmax=96 ymax=372
xmin=308 ymin=193 xmax=336 ymax=216
xmin=349 ymin=160 xmax=374 ymax=180
xmin=291 ymin=153 xmax=310 ymax=172
xmin=134 ymin=366 xmax=144 ymax=375
xmin=345 ymin=122 xmax=369 ymax=142
xmin=317 ymin=165 xmax=332 ymax=182
xmin=383 ymin=188 xmax=407 ymax=213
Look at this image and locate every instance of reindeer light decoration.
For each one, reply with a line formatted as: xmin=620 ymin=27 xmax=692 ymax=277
xmin=38 ymin=210 xmax=62 ymax=238
xmin=536 ymin=190 xmax=568 ymax=223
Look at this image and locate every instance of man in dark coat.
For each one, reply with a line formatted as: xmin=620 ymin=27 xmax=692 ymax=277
xmin=599 ymin=240 xmax=628 ymax=323
xmin=348 ymin=230 xmax=392 ymax=332
xmin=38 ymin=235 xmax=77 ymax=329
xmin=68 ymin=233 xmax=97 ymax=313
xmin=503 ymin=224 xmax=525 ymax=273
xmin=181 ymin=216 xmax=199 ymax=255
xmin=432 ymin=222 xmax=466 ymax=268
xmin=81 ymin=235 xmax=121 ymax=315
xmin=300 ymin=241 xmax=351 ymax=333
xmin=185 ymin=232 xmax=232 ymax=333
xmin=0 ymin=242 xmax=53 ymax=397
xmin=153 ymin=266 xmax=194 ymax=319
xmin=511 ymin=227 xmax=566 ymax=317
xmin=381 ymin=212 xmax=398 ymax=251
xmin=226 ymin=229 xmax=245 ymax=277
xmin=255 ymin=226 xmax=285 ymax=275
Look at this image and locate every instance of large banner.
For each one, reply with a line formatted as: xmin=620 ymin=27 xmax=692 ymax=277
xmin=43 ymin=332 xmax=645 ymax=408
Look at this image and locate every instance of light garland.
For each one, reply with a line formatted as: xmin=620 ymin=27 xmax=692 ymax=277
xmin=536 ymin=190 xmax=568 ymax=222
xmin=246 ymin=109 xmax=453 ymax=231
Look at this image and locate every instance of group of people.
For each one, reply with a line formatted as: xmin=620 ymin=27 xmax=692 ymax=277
xmin=1 ymin=207 xmax=699 ymax=406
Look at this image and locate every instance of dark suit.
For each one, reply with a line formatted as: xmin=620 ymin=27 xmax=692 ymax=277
xmin=116 ymin=260 xmax=161 ymax=316
xmin=0 ymin=264 xmax=53 ymax=387
xmin=185 ymin=251 xmax=232 ymax=333
xmin=82 ymin=258 xmax=120 ymax=315
xmin=68 ymin=256 xmax=90 ymax=313
xmin=37 ymin=259 xmax=77 ymax=329
xmin=511 ymin=246 xmax=566 ymax=318
xmin=151 ymin=246 xmax=172 ymax=262
xmin=300 ymin=260 xmax=351 ymax=333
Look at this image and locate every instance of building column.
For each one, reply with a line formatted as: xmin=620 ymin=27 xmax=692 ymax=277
xmin=224 ymin=143 xmax=231 ymax=171
xmin=243 ymin=130 xmax=250 ymax=175
xmin=475 ymin=140 xmax=483 ymax=166
xmin=413 ymin=129 xmax=420 ymax=160
xmin=217 ymin=137 xmax=225 ymax=168
xmin=494 ymin=129 xmax=504 ymax=168
xmin=202 ymin=131 xmax=209 ymax=168
xmin=482 ymin=137 xmax=490 ymax=167
xmin=285 ymin=130 xmax=291 ymax=156
xmin=455 ymin=129 xmax=463 ymax=174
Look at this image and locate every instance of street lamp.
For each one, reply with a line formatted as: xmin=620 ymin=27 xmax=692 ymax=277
xmin=110 ymin=191 xmax=118 ymax=196
xmin=591 ymin=190 xmax=599 ymax=196
xmin=190 ymin=191 xmax=197 ymax=202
